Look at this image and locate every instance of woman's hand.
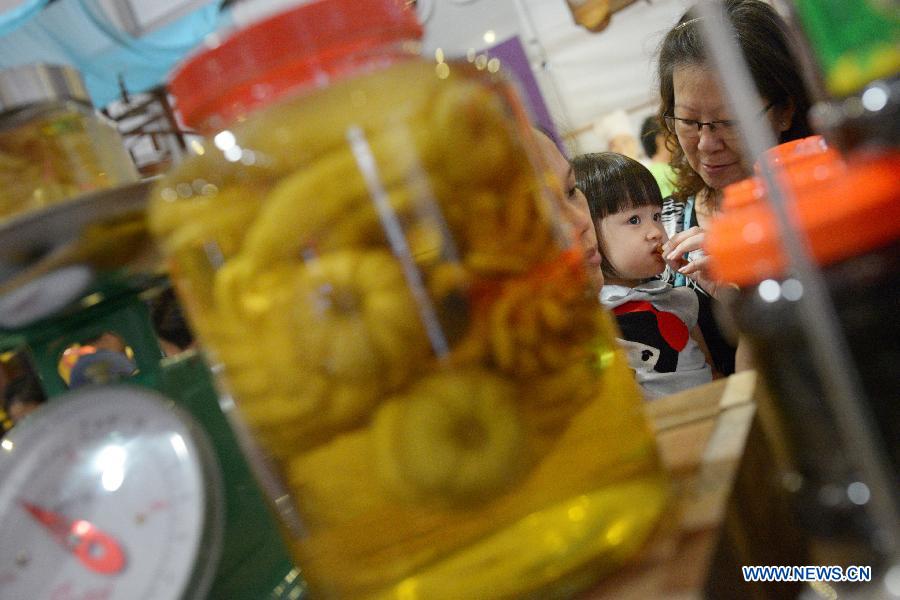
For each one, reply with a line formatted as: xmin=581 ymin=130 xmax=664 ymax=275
xmin=662 ymin=226 xmax=721 ymax=297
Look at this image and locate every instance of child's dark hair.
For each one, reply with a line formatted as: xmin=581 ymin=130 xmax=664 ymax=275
xmin=572 ymin=152 xmax=663 ymax=277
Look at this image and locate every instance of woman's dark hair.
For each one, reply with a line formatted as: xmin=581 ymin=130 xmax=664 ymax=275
xmin=657 ymin=0 xmax=813 ymax=202
xmin=573 ymin=152 xmax=663 ymax=278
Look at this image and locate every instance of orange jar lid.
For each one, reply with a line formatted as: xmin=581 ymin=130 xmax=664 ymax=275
xmin=170 ymin=0 xmax=421 ymax=131
xmin=722 ymin=177 xmax=765 ymax=212
xmin=707 ymin=153 xmax=900 ymax=287
xmin=725 ymin=147 xmax=846 ymax=212
xmin=761 ymin=135 xmax=829 ymax=169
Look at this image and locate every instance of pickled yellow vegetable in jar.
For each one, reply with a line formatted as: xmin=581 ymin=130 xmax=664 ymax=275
xmin=0 ymin=64 xmax=137 ymax=221
xmin=149 ymin=1 xmax=669 ymax=597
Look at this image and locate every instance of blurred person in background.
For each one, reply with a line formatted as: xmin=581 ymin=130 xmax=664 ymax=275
xmin=640 ymin=115 xmax=677 ymax=198
xmin=595 ymin=109 xmax=642 ymax=161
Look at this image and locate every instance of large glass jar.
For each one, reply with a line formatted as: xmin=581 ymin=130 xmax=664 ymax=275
xmin=707 ymin=150 xmax=900 ymax=595
xmin=148 ymin=1 xmax=668 ymax=597
xmin=0 ymin=64 xmax=138 ymax=222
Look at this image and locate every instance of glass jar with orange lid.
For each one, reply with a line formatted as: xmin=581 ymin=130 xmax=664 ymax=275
xmin=147 ymin=1 xmax=668 ymax=597
xmin=707 ymin=150 xmax=900 ymax=589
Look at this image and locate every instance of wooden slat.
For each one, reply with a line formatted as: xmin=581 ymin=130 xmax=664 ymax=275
xmin=582 ymin=371 xmax=760 ymax=599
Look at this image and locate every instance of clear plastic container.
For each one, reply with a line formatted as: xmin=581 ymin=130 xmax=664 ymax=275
xmin=148 ymin=1 xmax=668 ymax=597
xmin=707 ymin=150 xmax=900 ymax=590
xmin=0 ymin=64 xmax=138 ymax=221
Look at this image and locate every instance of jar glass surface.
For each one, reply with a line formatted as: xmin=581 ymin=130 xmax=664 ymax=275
xmin=150 ymin=57 xmax=668 ymax=598
xmin=727 ymin=241 xmax=899 ymax=590
xmin=0 ymin=101 xmax=137 ymax=221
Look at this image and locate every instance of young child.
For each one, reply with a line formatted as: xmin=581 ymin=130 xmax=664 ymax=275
xmin=573 ymin=152 xmax=713 ymax=399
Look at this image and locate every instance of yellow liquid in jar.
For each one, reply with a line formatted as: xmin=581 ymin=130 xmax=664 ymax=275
xmin=282 ymin=349 xmax=668 ymax=599
xmin=0 ymin=105 xmax=135 ymax=221
xmin=150 ymin=60 xmax=669 ymax=598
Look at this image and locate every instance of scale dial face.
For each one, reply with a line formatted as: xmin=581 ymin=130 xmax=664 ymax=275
xmin=0 ymin=385 xmax=223 ymax=600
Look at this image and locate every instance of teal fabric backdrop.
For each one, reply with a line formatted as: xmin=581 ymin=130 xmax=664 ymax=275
xmin=0 ymin=1 xmax=230 ymax=107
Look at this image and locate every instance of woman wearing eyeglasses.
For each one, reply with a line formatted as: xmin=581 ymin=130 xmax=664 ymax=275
xmin=655 ymin=0 xmax=813 ymax=374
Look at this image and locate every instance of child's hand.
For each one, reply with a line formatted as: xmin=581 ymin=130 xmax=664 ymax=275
xmin=662 ymin=226 xmax=721 ymax=297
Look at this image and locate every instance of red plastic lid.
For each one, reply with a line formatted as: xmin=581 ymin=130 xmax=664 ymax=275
xmin=707 ymin=153 xmax=900 ymax=286
xmin=170 ymin=0 xmax=422 ymax=131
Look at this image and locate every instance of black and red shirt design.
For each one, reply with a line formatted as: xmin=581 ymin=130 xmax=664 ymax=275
xmin=612 ymin=300 xmax=689 ymax=373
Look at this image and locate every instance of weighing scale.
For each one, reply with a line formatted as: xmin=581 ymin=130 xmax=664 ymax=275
xmin=0 ymin=181 xmax=305 ymax=599
xmin=0 ymin=386 xmax=223 ymax=599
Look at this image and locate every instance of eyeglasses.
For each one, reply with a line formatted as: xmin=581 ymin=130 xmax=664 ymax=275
xmin=664 ymin=103 xmax=774 ymax=140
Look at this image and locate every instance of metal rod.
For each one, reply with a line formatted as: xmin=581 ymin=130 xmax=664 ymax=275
xmin=696 ymin=0 xmax=900 ymax=554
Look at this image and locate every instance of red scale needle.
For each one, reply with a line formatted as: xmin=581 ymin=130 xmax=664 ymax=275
xmin=20 ymin=500 xmax=126 ymax=575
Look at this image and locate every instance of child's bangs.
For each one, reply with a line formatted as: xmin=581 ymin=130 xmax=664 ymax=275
xmin=603 ymin=162 xmax=664 ymax=215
